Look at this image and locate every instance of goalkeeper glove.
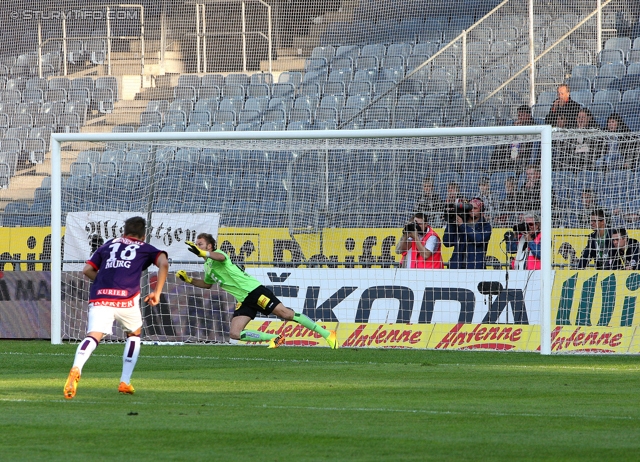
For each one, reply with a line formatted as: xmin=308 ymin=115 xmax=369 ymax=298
xmin=186 ymin=241 xmax=208 ymax=258
xmin=176 ymin=270 xmax=193 ymax=284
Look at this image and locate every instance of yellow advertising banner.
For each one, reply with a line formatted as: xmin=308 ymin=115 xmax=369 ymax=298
xmin=245 ymin=321 xmax=640 ymax=353
xmin=339 ymin=322 xmax=433 ymax=348
xmin=427 ymin=323 xmax=534 ymax=351
xmin=552 ymin=270 xmax=640 ymax=328
xmin=245 ymin=319 xmax=339 ymax=347
xmin=245 ymin=320 xmax=434 ymax=349
xmin=548 ymin=326 xmax=637 ymax=353
xmin=0 ymin=227 xmax=54 ymax=271
xmin=7 ymin=225 xmax=640 ymax=271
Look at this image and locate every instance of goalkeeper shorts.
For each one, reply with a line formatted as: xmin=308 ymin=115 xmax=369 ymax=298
xmin=234 ymin=286 xmax=282 ymax=319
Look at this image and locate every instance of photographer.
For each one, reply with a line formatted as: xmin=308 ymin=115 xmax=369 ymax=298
xmin=505 ymin=213 xmax=541 ymax=270
xmin=442 ymin=198 xmax=492 ymax=269
xmin=395 ymin=212 xmax=443 ymax=269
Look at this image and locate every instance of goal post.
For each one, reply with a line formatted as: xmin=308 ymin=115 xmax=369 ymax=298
xmin=50 ymin=126 xmax=553 ymax=351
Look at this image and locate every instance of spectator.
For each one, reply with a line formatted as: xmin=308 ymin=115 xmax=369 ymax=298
xmin=606 ymin=228 xmax=640 ymax=270
xmin=490 ymin=105 xmax=536 ymax=172
xmin=575 ymin=209 xmax=613 ymax=269
xmin=506 ymin=212 xmax=541 ymax=270
xmin=503 ymin=176 xmax=521 ymax=210
xmin=544 ymin=84 xmax=582 ymax=128
xmin=395 ymin=212 xmax=444 ymax=268
xmin=444 ymin=181 xmax=464 ymax=205
xmin=560 ymin=108 xmax=605 ymax=171
xmin=413 ymin=176 xmax=443 ymax=225
xmin=595 ymin=113 xmax=636 ymax=170
xmin=443 ymin=198 xmax=492 ymax=269
xmin=517 ymin=165 xmax=542 ymax=212
xmin=495 ymin=176 xmax=521 ymax=225
xmin=477 ymin=176 xmax=496 ymax=223
xmin=569 ymin=188 xmax=600 ymax=228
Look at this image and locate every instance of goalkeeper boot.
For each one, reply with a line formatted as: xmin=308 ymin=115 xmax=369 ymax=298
xmin=267 ymin=335 xmax=285 ymax=349
xmin=63 ymin=366 xmax=81 ymax=400
xmin=326 ymin=330 xmax=338 ymax=349
xmin=118 ymin=382 xmax=135 ymax=395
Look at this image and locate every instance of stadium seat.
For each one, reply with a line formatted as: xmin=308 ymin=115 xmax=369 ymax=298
xmin=289 ymin=108 xmax=312 ymax=124
xmin=244 ymin=98 xmax=269 ymax=114
xmin=201 ymin=74 xmax=225 ymax=88
xmin=278 ymin=71 xmax=302 ymax=89
xmin=315 ymin=107 xmax=339 ymax=123
xmin=271 ymin=83 xmax=295 ymax=99
xmin=598 ymin=49 xmax=625 ymax=65
xmin=355 ymin=56 xmax=379 ymax=72
xmin=565 ymin=76 xmax=591 ymax=91
xmin=323 ymin=81 xmax=346 ymax=97
xmin=311 ymin=46 xmax=335 ymax=62
xmin=593 ymin=90 xmax=621 ymax=105
xmin=198 ymin=86 xmax=221 ymax=101
xmin=247 ymin=84 xmax=270 ymax=99
xmin=294 ymin=96 xmax=318 ymax=113
xmin=320 ymin=95 xmax=345 ymax=111
xmin=571 ymin=90 xmax=593 ymax=107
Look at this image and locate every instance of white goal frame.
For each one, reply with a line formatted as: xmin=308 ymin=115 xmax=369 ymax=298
xmin=50 ymin=126 xmax=554 ymax=353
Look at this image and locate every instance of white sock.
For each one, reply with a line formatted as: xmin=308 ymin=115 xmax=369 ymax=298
xmin=72 ymin=336 xmax=98 ymax=374
xmin=120 ymin=336 xmax=141 ymax=384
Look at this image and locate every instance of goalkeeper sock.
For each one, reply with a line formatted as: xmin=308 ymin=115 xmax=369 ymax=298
xmin=72 ymin=336 xmax=99 ymax=373
xmin=293 ymin=313 xmax=330 ymax=339
xmin=120 ymin=335 xmax=140 ymax=384
xmin=240 ymin=330 xmax=279 ymax=342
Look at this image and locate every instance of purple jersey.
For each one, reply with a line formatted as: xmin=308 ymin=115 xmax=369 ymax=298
xmin=87 ymin=236 xmax=166 ymax=308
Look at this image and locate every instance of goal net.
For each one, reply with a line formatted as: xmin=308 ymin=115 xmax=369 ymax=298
xmin=46 ymin=125 xmax=640 ymax=355
xmin=48 ymin=127 xmax=556 ymax=351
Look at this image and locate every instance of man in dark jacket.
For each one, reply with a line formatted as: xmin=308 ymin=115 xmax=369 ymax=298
xmin=545 ymin=84 xmax=582 ymax=129
xmin=606 ymin=228 xmax=640 ymax=270
xmin=443 ymin=198 xmax=492 ymax=269
xmin=576 ymin=209 xmax=613 ymax=269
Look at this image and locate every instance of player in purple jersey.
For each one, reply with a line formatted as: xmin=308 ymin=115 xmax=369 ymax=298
xmin=64 ymin=216 xmax=169 ymax=400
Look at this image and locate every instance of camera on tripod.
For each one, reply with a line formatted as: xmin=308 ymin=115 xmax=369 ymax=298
xmin=444 ymin=202 xmax=473 ymax=223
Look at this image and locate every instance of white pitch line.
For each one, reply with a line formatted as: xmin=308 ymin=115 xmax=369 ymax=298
xmin=0 ymin=397 xmax=637 ymax=421
xmin=2 ymin=351 xmax=639 ymax=372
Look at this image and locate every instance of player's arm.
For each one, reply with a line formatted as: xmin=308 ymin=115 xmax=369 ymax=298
xmin=82 ymin=263 xmax=98 ymax=281
xmin=145 ymin=253 xmax=169 ymax=306
xmin=177 ymin=270 xmax=214 ymax=289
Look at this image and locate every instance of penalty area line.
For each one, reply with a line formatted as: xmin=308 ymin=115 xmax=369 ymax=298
xmin=2 ymin=351 xmax=639 ymax=372
xmin=1 ymin=397 xmax=637 ymax=421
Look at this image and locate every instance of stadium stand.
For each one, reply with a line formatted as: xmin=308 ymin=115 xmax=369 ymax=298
xmin=0 ymin=1 xmax=639 ymax=231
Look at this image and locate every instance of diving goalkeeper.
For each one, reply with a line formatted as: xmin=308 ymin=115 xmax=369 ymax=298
xmin=176 ymin=233 xmax=338 ymax=349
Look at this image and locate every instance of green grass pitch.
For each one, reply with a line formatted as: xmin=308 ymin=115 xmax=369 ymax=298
xmin=1 ymin=341 xmax=639 ymax=461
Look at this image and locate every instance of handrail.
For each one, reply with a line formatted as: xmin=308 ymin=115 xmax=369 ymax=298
xmin=476 ymin=0 xmax=616 ymax=108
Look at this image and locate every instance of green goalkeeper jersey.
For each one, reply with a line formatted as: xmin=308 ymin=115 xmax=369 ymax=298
xmin=203 ymin=250 xmax=261 ymax=302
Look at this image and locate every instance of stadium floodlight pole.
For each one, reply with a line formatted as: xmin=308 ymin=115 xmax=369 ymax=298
xmin=50 ymin=126 xmax=553 ymax=353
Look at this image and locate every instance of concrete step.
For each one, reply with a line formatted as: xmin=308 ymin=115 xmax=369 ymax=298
xmin=260 ymin=56 xmax=305 ymax=72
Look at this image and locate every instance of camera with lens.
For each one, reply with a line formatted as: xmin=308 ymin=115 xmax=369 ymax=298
xmin=444 ymin=202 xmax=473 ymax=223
xmin=503 ymin=230 xmax=516 ymax=242
xmin=403 ymin=222 xmax=419 ymax=233
xmin=513 ymin=222 xmax=528 ymax=232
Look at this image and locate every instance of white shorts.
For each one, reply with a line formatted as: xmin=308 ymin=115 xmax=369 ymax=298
xmin=87 ymin=295 xmax=142 ymax=334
